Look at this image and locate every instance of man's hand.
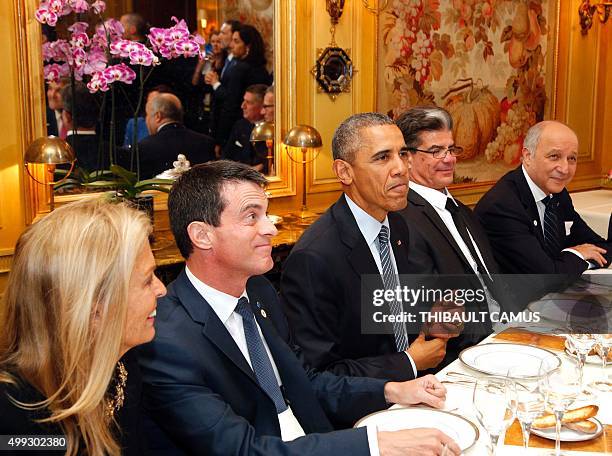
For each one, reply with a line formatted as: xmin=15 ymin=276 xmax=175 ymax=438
xmin=384 ymin=374 xmax=447 ymax=409
xmin=378 ymin=429 xmax=461 ymax=456
xmin=406 ymin=333 xmax=448 ymax=370
xmin=204 ymin=70 xmax=219 ymax=86
xmin=571 ymin=243 xmax=608 ymax=267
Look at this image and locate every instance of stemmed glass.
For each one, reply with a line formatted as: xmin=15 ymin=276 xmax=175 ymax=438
xmin=473 ymin=376 xmax=517 ymax=455
xmin=540 ymin=359 xmax=582 ymax=456
xmin=507 ymin=365 xmax=547 ymax=451
xmin=565 ymin=327 xmax=596 ymax=386
xmin=590 ymin=334 xmax=612 ymax=392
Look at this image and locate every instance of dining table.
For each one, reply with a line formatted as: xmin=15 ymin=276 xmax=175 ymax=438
xmin=380 ymin=269 xmax=612 ymax=455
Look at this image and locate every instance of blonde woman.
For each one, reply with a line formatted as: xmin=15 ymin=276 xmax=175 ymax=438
xmin=0 ymin=199 xmax=166 ymax=455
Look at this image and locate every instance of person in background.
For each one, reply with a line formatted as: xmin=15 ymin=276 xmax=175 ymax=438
xmin=61 ymin=82 xmax=106 ymax=172
xmin=261 ymin=84 xmax=275 ymax=123
xmin=475 ymin=120 xmax=610 ymax=279
xmin=0 ymin=198 xmax=166 ymax=456
xmin=123 ymin=84 xmax=174 ymax=148
xmin=205 ymin=24 xmax=271 ymax=154
xmin=120 ymin=13 xmax=148 ymax=43
xmin=281 ymin=113 xmax=449 ymax=382
xmin=138 ymin=160 xmax=461 ymax=456
xmin=137 ymin=93 xmax=215 ymax=179
xmin=46 ymin=78 xmax=68 ymax=138
xmin=222 ymin=83 xmax=267 ymax=171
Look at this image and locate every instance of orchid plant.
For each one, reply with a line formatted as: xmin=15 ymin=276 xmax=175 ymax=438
xmin=36 ymin=0 xmax=204 ymax=187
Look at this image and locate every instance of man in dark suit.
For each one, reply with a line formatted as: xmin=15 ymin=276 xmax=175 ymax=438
xmin=394 ymin=107 xmax=503 ymax=349
xmin=222 ymin=83 xmax=267 ymax=170
xmin=475 ymin=120 xmax=610 ymax=280
xmin=138 ymin=93 xmax=215 ymax=179
xmin=61 ymin=82 xmax=107 ymax=172
xmin=281 ymin=113 xmax=450 ymax=382
xmin=138 ymin=161 xmax=460 ymax=455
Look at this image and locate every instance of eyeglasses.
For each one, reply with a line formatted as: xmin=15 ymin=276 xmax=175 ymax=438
xmin=409 ymin=145 xmax=463 ymax=159
xmin=262 ymin=104 xmax=275 ymax=109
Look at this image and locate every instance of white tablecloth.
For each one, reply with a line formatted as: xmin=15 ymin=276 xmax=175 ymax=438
xmin=571 ymin=189 xmax=611 ymax=239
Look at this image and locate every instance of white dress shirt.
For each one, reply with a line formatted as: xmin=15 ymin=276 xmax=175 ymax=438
xmin=185 ymin=267 xmax=305 ymax=442
xmin=521 ymin=166 xmax=586 ymax=263
xmin=345 ymin=194 xmax=418 ymax=377
xmin=409 ymin=182 xmax=499 ymax=314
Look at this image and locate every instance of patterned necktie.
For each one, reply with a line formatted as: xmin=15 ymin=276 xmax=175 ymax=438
xmin=543 ymin=195 xmax=561 ymax=256
xmin=234 ymin=297 xmax=287 ymax=414
xmin=377 ymin=226 xmax=409 ymax=351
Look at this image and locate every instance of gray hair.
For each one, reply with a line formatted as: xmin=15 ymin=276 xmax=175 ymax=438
xmin=522 ymin=121 xmax=556 ymax=157
xmin=332 ymin=112 xmax=395 ymax=162
xmin=149 ymin=93 xmax=183 ymax=123
xmin=395 ymin=106 xmax=453 ymax=149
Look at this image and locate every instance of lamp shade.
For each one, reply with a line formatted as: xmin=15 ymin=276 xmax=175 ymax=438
xmin=24 ymin=136 xmax=75 ymax=165
xmin=250 ymin=121 xmax=275 ymax=142
xmin=283 ymin=124 xmax=322 ymax=148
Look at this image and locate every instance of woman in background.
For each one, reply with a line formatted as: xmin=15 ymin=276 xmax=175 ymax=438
xmin=0 ymin=199 xmax=166 ymax=455
xmin=206 ymin=24 xmax=271 ymax=152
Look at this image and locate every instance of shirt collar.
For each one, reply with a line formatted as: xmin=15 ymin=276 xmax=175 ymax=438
xmin=344 ymin=194 xmax=389 ymax=247
xmin=185 ymin=266 xmax=248 ymax=324
xmin=156 ymin=121 xmax=180 ymax=133
xmin=409 ymin=181 xmax=450 ymax=211
xmin=521 ymin=165 xmax=548 ymax=203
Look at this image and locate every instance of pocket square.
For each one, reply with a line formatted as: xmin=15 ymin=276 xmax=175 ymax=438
xmin=564 ymin=221 xmax=573 ymax=236
xmin=234 ymin=140 xmax=243 ymax=148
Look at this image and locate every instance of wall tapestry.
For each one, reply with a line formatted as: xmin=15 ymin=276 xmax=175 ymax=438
xmin=377 ymin=0 xmax=553 ymax=183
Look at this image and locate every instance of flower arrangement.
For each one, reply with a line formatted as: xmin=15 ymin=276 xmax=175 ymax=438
xmin=36 ymin=0 xmax=203 ymax=189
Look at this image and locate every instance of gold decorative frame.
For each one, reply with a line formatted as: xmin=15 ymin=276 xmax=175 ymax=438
xmin=19 ymin=0 xmax=297 ymax=222
xmin=311 ymin=47 xmax=354 ymax=101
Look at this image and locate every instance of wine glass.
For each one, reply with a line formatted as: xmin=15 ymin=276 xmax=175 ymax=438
xmin=540 ymin=359 xmax=582 ymax=456
xmin=565 ymin=326 xmax=596 ymax=386
xmin=590 ymin=333 xmax=612 ymax=392
xmin=473 ymin=376 xmax=517 ymax=455
xmin=507 ymin=365 xmax=547 ymax=451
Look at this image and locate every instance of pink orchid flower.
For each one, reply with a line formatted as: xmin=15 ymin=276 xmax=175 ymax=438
xmin=129 ymin=49 xmax=157 ymax=66
xmin=35 ymin=7 xmax=58 ymax=27
xmin=174 ymin=39 xmax=200 ymax=58
xmin=67 ymin=21 xmax=89 ymax=34
xmin=91 ymin=0 xmax=106 ymax=14
xmin=87 ymin=72 xmax=109 ymax=93
xmin=42 ymin=42 xmax=55 ymax=61
xmin=102 ymin=63 xmax=137 ymax=84
xmin=70 ymin=32 xmax=90 ymax=49
xmin=68 ymin=0 xmax=89 ymax=13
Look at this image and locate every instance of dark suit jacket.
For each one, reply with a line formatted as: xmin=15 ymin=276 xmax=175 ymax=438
xmin=138 ymin=271 xmax=388 ymax=456
xmin=136 ymin=123 xmax=215 ymax=179
xmin=67 ymin=133 xmax=107 ymax=172
xmin=221 ymin=117 xmax=262 ymax=167
xmin=475 ymin=166 xmax=611 ymax=278
xmin=213 ymin=59 xmax=271 ymax=146
xmin=281 ymin=194 xmax=432 ymax=382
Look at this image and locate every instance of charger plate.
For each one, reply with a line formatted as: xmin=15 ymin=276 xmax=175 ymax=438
xmin=354 ymin=407 xmax=478 ymax=452
xmin=459 ymin=343 xmax=561 ymax=377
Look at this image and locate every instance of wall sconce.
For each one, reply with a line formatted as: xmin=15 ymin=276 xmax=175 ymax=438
xmin=283 ymin=125 xmax=322 ymax=220
xmin=579 ymin=0 xmax=612 ymax=34
xmin=24 ymin=136 xmax=76 ymax=211
xmin=250 ymin=121 xmax=275 ymax=175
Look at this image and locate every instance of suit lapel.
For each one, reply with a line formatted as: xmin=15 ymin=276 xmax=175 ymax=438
xmin=513 ymin=167 xmax=546 ymax=246
xmin=409 ymin=191 xmax=473 ymax=270
xmin=174 ymin=271 xmax=257 ymax=385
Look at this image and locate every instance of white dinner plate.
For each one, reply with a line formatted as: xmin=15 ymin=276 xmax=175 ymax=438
xmin=531 ymin=418 xmax=603 ymax=442
xmin=564 ymin=340 xmax=609 ymax=365
xmin=459 ymin=343 xmax=561 ymax=377
xmin=355 ymin=407 xmax=478 ymax=451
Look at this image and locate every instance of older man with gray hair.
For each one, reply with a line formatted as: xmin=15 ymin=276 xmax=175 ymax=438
xmin=281 ymin=112 xmax=449 ymax=383
xmin=475 ymin=120 xmax=610 ymax=279
xmin=137 ymin=92 xmax=215 ymax=179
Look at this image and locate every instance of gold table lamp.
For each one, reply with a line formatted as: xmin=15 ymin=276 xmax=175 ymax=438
xmin=250 ymin=121 xmax=275 ymax=175
xmin=24 ymin=136 xmax=76 ymax=210
xmin=282 ymin=125 xmax=322 ymax=220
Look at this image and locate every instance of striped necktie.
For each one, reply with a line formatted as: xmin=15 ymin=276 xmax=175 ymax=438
xmin=234 ymin=297 xmax=287 ymax=414
xmin=377 ymin=226 xmax=409 ymax=351
xmin=543 ymin=195 xmax=562 ymax=256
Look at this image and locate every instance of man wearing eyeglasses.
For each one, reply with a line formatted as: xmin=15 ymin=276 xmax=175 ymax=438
xmin=395 ymin=106 xmax=505 ymax=354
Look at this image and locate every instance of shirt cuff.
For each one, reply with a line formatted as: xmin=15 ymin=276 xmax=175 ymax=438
xmin=404 ymin=351 xmax=418 ymax=377
xmin=212 ymin=81 xmax=221 ymax=90
xmin=366 ymin=425 xmax=380 ymax=456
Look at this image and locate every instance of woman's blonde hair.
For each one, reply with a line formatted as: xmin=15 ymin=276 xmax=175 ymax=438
xmin=0 ymin=198 xmax=152 ymax=456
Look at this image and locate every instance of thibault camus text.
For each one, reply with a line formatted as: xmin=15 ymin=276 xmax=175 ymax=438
xmin=372 ymin=286 xmax=486 ymax=307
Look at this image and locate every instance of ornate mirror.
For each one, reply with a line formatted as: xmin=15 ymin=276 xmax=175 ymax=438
xmin=313 ymin=47 xmax=353 ymax=99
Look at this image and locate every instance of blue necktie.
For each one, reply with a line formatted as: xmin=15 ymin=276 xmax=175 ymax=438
xmin=377 ymin=226 xmax=409 ymax=351
xmin=234 ymin=297 xmax=287 ymax=414
xmin=543 ymin=195 xmax=561 ymax=256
